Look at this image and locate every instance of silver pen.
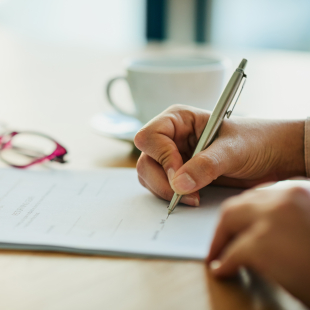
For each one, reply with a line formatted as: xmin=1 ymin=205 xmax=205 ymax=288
xmin=167 ymin=58 xmax=248 ymax=216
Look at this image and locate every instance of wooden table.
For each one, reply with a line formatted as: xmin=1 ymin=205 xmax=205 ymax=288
xmin=0 ymin=28 xmax=309 ymax=309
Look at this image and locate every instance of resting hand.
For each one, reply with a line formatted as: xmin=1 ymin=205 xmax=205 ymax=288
xmin=134 ymin=104 xmax=305 ymax=206
xmin=207 ymin=184 xmax=310 ymax=306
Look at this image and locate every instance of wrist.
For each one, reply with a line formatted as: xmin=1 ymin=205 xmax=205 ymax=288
xmin=275 ymin=119 xmax=306 ymax=179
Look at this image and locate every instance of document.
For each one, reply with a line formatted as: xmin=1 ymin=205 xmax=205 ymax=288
xmin=0 ymin=168 xmax=242 ymax=260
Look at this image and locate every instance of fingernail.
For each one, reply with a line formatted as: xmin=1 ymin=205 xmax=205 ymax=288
xmin=167 ymin=168 xmax=175 ymax=184
xmin=181 ymin=195 xmax=199 ymax=207
xmin=210 ymin=260 xmax=222 ymax=271
xmin=171 ymin=173 xmax=196 ymax=194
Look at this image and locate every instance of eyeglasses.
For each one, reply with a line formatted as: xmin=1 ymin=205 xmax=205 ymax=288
xmin=0 ymin=131 xmax=68 ymax=168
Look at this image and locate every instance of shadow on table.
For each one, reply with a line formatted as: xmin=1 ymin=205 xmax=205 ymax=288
xmin=94 ymin=144 xmax=140 ymax=168
xmin=205 ymin=267 xmax=308 ymax=310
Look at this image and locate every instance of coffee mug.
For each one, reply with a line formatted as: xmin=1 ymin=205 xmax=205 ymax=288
xmin=106 ymin=56 xmax=229 ymax=124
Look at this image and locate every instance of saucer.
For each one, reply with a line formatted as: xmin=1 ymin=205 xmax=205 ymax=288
xmin=91 ymin=111 xmax=143 ymax=142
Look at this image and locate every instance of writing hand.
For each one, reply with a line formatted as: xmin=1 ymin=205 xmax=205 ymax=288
xmin=134 ymin=104 xmax=305 ymax=205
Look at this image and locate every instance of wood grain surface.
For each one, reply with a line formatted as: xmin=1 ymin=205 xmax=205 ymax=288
xmin=0 ymin=28 xmax=309 ymax=309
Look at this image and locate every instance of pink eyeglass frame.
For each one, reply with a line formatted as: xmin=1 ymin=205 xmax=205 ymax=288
xmin=0 ymin=131 xmax=67 ymax=169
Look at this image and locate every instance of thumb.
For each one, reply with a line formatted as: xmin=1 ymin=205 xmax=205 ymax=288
xmin=170 ymin=140 xmax=230 ymax=195
xmin=209 ymin=233 xmax=252 ymax=278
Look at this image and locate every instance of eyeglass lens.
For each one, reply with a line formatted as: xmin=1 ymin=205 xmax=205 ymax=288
xmin=0 ymin=133 xmax=57 ymax=166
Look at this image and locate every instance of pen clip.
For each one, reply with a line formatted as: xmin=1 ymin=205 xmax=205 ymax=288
xmin=226 ymin=75 xmax=247 ymax=119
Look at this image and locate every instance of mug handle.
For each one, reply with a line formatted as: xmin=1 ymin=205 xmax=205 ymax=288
xmin=106 ymin=76 xmax=134 ymax=117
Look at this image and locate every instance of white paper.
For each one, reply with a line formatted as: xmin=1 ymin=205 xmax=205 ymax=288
xmin=0 ymin=168 xmax=242 ymax=260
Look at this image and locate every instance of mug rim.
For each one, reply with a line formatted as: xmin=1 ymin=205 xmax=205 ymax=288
xmin=123 ymin=55 xmax=230 ymax=73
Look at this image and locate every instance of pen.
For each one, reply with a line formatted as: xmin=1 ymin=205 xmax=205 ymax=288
xmin=167 ymin=58 xmax=248 ymax=216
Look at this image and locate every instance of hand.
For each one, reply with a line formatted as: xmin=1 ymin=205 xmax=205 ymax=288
xmin=134 ymin=104 xmax=305 ymax=206
xmin=207 ymin=184 xmax=310 ymax=306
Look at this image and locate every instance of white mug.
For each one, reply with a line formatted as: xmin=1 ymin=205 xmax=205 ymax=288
xmin=106 ymin=56 xmax=229 ymax=124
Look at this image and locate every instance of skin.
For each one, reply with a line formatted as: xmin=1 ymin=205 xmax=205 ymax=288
xmin=134 ymin=104 xmax=309 ymax=305
xmin=207 ymin=185 xmax=310 ymax=307
xmin=134 ymin=104 xmax=305 ymax=205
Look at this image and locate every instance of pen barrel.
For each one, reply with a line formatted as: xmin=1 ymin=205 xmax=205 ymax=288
xmin=168 ymin=59 xmax=247 ymax=216
xmin=192 ymin=70 xmax=244 ymax=157
xmin=167 ymin=192 xmax=182 ymax=214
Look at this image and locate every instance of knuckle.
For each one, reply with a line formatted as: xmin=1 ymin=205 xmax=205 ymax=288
xmin=136 ymin=153 xmax=148 ymax=177
xmin=162 ymin=105 xmax=189 ymax=124
xmin=221 ymin=194 xmax=243 ymax=211
xmin=220 ymin=200 xmax=231 ymax=211
xmin=271 ymin=199 xmax=292 ymax=214
xmin=271 ymin=186 xmax=310 ymax=214
xmin=220 ymin=204 xmax=236 ymax=223
xmin=166 ymin=104 xmax=187 ymax=113
xmin=157 ymin=146 xmax=178 ymax=168
xmin=286 ymin=186 xmax=310 ymax=201
xmin=196 ymin=152 xmax=221 ymax=181
xmin=134 ymin=128 xmax=149 ymax=150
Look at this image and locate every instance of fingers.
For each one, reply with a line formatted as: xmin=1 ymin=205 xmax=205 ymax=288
xmin=137 ymin=153 xmax=200 ymax=206
xmin=209 ymin=231 xmax=255 ymax=278
xmin=170 ymin=139 xmax=232 ymax=195
xmin=208 ymin=190 xmax=268 ymax=278
xmin=207 ymin=192 xmax=260 ymax=262
xmin=134 ymin=112 xmax=184 ymax=183
xmin=134 ymin=105 xmax=209 ymax=186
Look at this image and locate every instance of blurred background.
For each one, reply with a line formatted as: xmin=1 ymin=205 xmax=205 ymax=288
xmin=1 ymin=0 xmax=310 ymax=50
xmin=1 ymin=0 xmax=310 ymax=168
